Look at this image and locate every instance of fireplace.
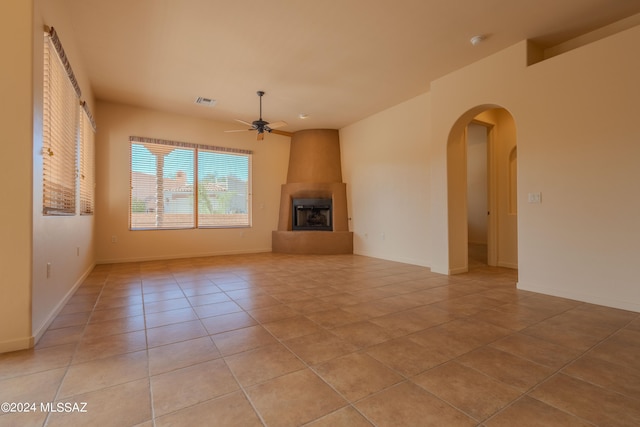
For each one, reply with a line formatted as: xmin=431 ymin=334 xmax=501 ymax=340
xmin=292 ymin=198 xmax=332 ymax=231
xmin=272 ymin=129 xmax=353 ymax=254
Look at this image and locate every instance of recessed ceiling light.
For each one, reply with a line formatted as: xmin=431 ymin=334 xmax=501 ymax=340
xmin=195 ymin=97 xmax=217 ymax=107
xmin=298 ymin=113 xmax=309 ymax=119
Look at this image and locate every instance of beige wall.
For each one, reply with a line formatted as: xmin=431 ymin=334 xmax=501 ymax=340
xmin=30 ymin=0 xmax=98 ymax=342
xmin=341 ymin=93 xmax=431 ymax=266
xmin=343 ymin=24 xmax=639 ymax=311
xmin=428 ymin=28 xmax=640 ymax=311
xmin=0 ymin=0 xmax=34 ymax=353
xmin=95 ymin=102 xmax=290 ymax=263
xmin=5 ymin=3 xmax=639 ymax=354
xmin=468 ymin=109 xmax=518 ymax=269
xmin=466 ymin=123 xmax=488 ymax=245
xmin=488 ymin=109 xmax=518 ymax=269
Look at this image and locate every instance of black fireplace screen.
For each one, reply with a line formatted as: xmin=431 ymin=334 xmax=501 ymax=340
xmin=292 ymin=198 xmax=332 ymax=231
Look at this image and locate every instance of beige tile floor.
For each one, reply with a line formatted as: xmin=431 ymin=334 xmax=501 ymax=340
xmin=1 ymin=252 xmax=639 ymax=426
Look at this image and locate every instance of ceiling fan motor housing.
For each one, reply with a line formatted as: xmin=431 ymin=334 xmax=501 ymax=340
xmin=225 ymin=90 xmax=288 ymax=139
xmin=253 ymin=119 xmax=270 ymax=133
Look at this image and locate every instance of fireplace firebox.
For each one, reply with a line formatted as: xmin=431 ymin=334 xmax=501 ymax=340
xmin=292 ymin=198 xmax=332 ymax=231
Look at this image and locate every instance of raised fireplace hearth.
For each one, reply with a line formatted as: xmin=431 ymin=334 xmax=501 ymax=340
xmin=272 ymin=129 xmax=353 ymax=254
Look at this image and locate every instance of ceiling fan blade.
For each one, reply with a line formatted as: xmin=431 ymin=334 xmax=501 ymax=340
xmin=271 ymin=130 xmax=294 ymax=137
xmin=224 ymin=129 xmax=252 ymax=133
xmin=235 ymin=119 xmax=255 ymax=127
xmin=257 ymin=132 xmax=265 ymax=141
xmin=266 ymin=120 xmax=287 ymax=129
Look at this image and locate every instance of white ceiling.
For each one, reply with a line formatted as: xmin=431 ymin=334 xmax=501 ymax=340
xmin=58 ymin=0 xmax=640 ymax=132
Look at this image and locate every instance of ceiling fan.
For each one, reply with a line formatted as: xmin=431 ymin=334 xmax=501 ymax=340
xmin=225 ymin=91 xmax=292 ymax=140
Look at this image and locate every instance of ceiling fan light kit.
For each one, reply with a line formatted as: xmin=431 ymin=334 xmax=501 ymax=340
xmin=225 ymin=91 xmax=289 ymax=140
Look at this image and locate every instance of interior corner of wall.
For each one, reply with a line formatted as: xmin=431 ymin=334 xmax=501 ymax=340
xmin=526 ymin=40 xmax=545 ymax=66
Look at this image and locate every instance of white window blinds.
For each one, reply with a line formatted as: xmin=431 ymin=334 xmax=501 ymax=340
xmin=130 ymin=137 xmax=251 ymax=230
xmin=42 ymin=27 xmax=95 ymax=216
xmin=43 ymin=31 xmax=79 ymax=215
xmin=130 ymin=142 xmax=195 ymax=229
xmin=197 ymin=149 xmax=251 ymax=227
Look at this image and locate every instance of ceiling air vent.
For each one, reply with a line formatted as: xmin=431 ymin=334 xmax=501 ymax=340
xmin=195 ymin=97 xmax=217 ymax=107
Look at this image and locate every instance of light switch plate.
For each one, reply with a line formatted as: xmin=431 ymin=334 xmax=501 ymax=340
xmin=528 ymin=192 xmax=542 ymax=203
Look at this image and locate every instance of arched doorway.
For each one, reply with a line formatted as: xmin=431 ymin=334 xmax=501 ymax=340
xmin=447 ymin=106 xmax=518 ymax=273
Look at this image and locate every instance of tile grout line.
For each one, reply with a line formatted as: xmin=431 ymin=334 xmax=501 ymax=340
xmin=10 ymin=254 xmax=638 ymax=426
xmin=482 ymin=311 xmax=639 ymax=426
xmin=43 ymin=268 xmax=111 ymax=427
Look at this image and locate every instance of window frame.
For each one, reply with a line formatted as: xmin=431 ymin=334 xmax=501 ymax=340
xmin=129 ymin=136 xmax=252 ymax=231
xmin=78 ymin=102 xmax=96 ymax=215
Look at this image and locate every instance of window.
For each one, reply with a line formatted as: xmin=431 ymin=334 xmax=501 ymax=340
xmin=129 ymin=136 xmax=252 ymax=230
xmin=79 ymin=102 xmax=96 ymax=215
xmin=42 ymin=26 xmax=95 ymax=216
xmin=197 ymin=148 xmax=251 ymax=227
xmin=43 ymin=30 xmax=79 ymax=215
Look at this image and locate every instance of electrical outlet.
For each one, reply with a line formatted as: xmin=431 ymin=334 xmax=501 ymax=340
xmin=46 ymin=262 xmax=51 ymax=278
xmin=111 ymin=235 xmax=118 ymax=243
xmin=76 ymin=247 xmax=80 ymax=256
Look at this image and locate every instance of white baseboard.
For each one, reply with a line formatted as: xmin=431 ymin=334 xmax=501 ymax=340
xmin=449 ymin=266 xmax=469 ymax=274
xmin=96 ymin=248 xmax=273 ymax=265
xmin=32 ymin=263 xmax=96 ymax=345
xmin=352 ymin=249 xmax=431 ymax=269
xmin=517 ymin=281 xmax=640 ymax=313
xmin=0 ymin=336 xmax=34 ymax=354
xmin=497 ymin=261 xmax=518 ymax=269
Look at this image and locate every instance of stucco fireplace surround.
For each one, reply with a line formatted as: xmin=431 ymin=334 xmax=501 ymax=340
xmin=272 ymin=129 xmax=353 ymax=254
